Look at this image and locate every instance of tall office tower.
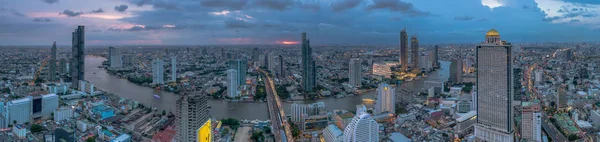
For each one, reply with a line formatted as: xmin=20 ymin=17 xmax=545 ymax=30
xmin=474 ymin=29 xmax=514 ymax=142
xmin=59 ymin=59 xmax=67 ymax=75
xmin=343 ymin=112 xmax=379 ymax=142
xmin=267 ymin=53 xmax=277 ymax=73
xmin=418 ymin=53 xmax=432 ymax=71
xmin=49 ymin=42 xmax=57 ymax=81
xmin=449 ymin=57 xmax=463 ymax=83
xmin=410 ymin=35 xmax=419 ymax=70
xmin=175 ymin=92 xmax=210 ymax=142
xmin=71 ymin=26 xmax=85 ymax=90
xmin=258 ymin=54 xmax=266 ymax=67
xmin=521 ymin=101 xmax=541 ymax=142
xmin=279 ymin=55 xmax=286 ymax=77
xmin=7 ymin=97 xmax=32 ymax=125
xmin=252 ymin=47 xmax=259 ymax=62
xmin=348 ymin=58 xmax=362 ymax=87
xmin=152 ymin=59 xmax=164 ymax=85
xmin=226 ymin=69 xmax=239 ymax=98
xmin=109 ymin=47 xmax=122 ymax=68
xmin=301 ymin=32 xmax=316 ymax=92
xmin=434 ymin=45 xmax=440 ymax=68
xmin=228 ymin=59 xmax=247 ymax=85
xmin=399 ymin=29 xmax=408 ymax=72
xmin=375 ymin=83 xmax=395 ymax=114
xmin=171 ymin=56 xmax=177 ymax=81
xmin=557 ymin=84 xmax=567 ymax=109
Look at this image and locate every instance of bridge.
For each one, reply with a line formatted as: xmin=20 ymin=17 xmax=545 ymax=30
xmin=257 ymin=68 xmax=294 ymax=142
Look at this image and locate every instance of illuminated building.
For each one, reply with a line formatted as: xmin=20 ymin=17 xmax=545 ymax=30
xmin=343 ymin=112 xmax=379 ymax=142
xmin=372 ymin=62 xmax=398 ymax=78
xmin=375 ymin=83 xmax=395 ymax=114
xmin=521 ymin=101 xmax=541 ymax=142
xmin=474 ymin=29 xmax=514 ymax=142
xmin=197 ymin=120 xmax=212 ymax=142
xmin=410 ymin=35 xmax=419 ymax=70
xmin=399 ymin=29 xmax=408 ymax=72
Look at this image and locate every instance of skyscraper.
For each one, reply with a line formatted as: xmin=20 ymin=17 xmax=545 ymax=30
xmin=410 ymin=35 xmax=419 ymax=70
xmin=171 ymin=56 xmax=177 ymax=82
xmin=175 ymin=92 xmax=210 ymax=142
xmin=521 ymin=100 xmax=541 ymax=142
xmin=252 ymin=47 xmax=259 ymax=62
xmin=49 ymin=41 xmax=57 ymax=81
xmin=434 ymin=45 xmax=440 ymax=68
xmin=557 ymin=84 xmax=567 ymax=109
xmin=449 ymin=57 xmax=463 ymax=83
xmin=474 ymin=29 xmax=514 ymax=142
xmin=152 ymin=59 xmax=164 ymax=85
xmin=109 ymin=47 xmax=122 ymax=68
xmin=108 ymin=46 xmax=114 ymax=63
xmin=375 ymin=83 xmax=395 ymax=114
xmin=400 ymin=29 xmax=408 ymax=72
xmin=343 ymin=112 xmax=379 ymax=142
xmin=228 ymin=59 xmax=247 ymax=85
xmin=71 ymin=26 xmax=85 ymax=90
xmin=59 ymin=59 xmax=66 ymax=75
xmin=226 ymin=69 xmax=239 ymax=98
xmin=348 ymin=58 xmax=361 ymax=87
xmin=267 ymin=52 xmax=277 ymax=73
xmin=302 ymin=32 xmax=316 ymax=92
xmin=279 ymin=55 xmax=286 ymax=78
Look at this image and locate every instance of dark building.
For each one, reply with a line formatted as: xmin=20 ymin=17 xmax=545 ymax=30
xmin=411 ymin=35 xmax=419 ymax=70
xmin=449 ymin=57 xmax=463 ymax=83
xmin=49 ymin=42 xmax=57 ymax=81
xmin=302 ymin=32 xmax=316 ymax=92
xmin=433 ymin=45 xmax=440 ymax=68
xmin=71 ymin=26 xmax=85 ymax=90
xmin=279 ymin=55 xmax=285 ymax=78
xmin=400 ymin=29 xmax=408 ymax=72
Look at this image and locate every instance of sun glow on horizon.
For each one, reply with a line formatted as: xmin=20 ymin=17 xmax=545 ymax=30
xmin=279 ymin=41 xmax=299 ymax=45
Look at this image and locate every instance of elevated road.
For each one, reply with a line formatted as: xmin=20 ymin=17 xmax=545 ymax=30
xmin=257 ymin=68 xmax=294 ymax=142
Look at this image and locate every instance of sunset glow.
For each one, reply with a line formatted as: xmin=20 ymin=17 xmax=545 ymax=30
xmin=279 ymin=41 xmax=299 ymax=45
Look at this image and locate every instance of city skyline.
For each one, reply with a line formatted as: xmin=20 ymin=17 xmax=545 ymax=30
xmin=2 ymin=0 xmax=600 ymax=45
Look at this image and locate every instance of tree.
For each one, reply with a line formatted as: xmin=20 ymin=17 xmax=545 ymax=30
xmin=251 ymin=131 xmax=264 ymax=142
xmin=86 ymin=136 xmax=96 ymax=142
xmin=30 ymin=124 xmax=45 ymax=133
xmin=568 ymin=134 xmax=578 ymax=141
xmin=162 ymin=110 xmax=166 ymax=116
xmin=221 ymin=118 xmax=240 ymax=130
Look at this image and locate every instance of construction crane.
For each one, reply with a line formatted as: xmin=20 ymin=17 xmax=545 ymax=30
xmin=31 ymin=56 xmax=51 ymax=86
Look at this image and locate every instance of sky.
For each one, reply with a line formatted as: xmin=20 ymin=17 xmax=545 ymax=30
xmin=1 ymin=0 xmax=600 ymax=45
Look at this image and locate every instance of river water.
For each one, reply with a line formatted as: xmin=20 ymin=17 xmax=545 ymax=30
xmin=85 ymin=56 xmax=449 ymax=120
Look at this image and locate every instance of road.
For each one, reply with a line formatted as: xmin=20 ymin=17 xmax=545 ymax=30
xmin=257 ymin=68 xmax=294 ymax=142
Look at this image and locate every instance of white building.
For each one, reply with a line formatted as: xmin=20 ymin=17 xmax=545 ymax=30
xmin=79 ymin=80 xmax=95 ymax=96
xmin=171 ymin=56 xmax=177 ymax=81
xmin=42 ymin=94 xmax=59 ymax=117
xmin=226 ymin=69 xmax=239 ymax=98
xmin=372 ymin=62 xmax=398 ymax=78
xmin=54 ymin=107 xmax=74 ymax=122
xmin=474 ymin=29 xmax=514 ymax=142
xmin=323 ymin=124 xmax=343 ymax=142
xmin=418 ymin=53 xmax=432 ymax=71
xmin=534 ymin=70 xmax=543 ymax=84
xmin=349 ymin=58 xmax=362 ymax=87
xmin=77 ymin=120 xmax=88 ymax=132
xmin=152 ymin=59 xmax=165 ymax=85
xmin=356 ymin=104 xmax=367 ymax=115
xmin=110 ymin=51 xmax=122 ymax=68
xmin=291 ymin=102 xmax=326 ymax=123
xmin=375 ymin=83 xmax=395 ymax=114
xmin=343 ymin=112 xmax=379 ymax=142
xmin=7 ymin=97 xmax=31 ymax=125
xmin=13 ymin=125 xmax=26 ymax=139
xmin=268 ymin=53 xmax=277 ymax=73
xmin=521 ymin=101 xmax=542 ymax=142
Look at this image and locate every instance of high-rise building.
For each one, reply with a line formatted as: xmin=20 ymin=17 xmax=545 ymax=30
xmin=226 ymin=69 xmax=239 ymax=98
xmin=565 ymin=49 xmax=574 ymax=61
xmin=418 ymin=52 xmax=432 ymax=71
xmin=267 ymin=53 xmax=277 ymax=73
xmin=7 ymin=97 xmax=32 ymax=125
xmin=59 ymin=59 xmax=67 ymax=75
xmin=228 ymin=59 xmax=247 ymax=85
xmin=290 ymin=102 xmax=326 ymax=123
xmin=108 ymin=46 xmax=114 ymax=63
xmin=71 ymin=26 xmax=85 ymax=90
xmin=433 ymin=45 xmax=440 ymax=68
xmin=252 ymin=47 xmax=259 ymax=62
xmin=410 ymin=35 xmax=419 ymax=70
xmin=521 ymin=101 xmax=542 ymax=142
xmin=41 ymin=94 xmax=59 ymax=118
xmin=375 ymin=83 xmax=395 ymax=114
xmin=557 ymin=84 xmax=567 ymax=109
xmin=279 ymin=55 xmax=286 ymax=78
xmin=291 ymin=103 xmax=308 ymax=123
xmin=323 ymin=124 xmax=343 ymax=142
xmin=348 ymin=58 xmax=361 ymax=87
xmin=449 ymin=57 xmax=463 ymax=83
xmin=109 ymin=47 xmax=122 ymax=68
xmin=400 ymin=29 xmax=408 ymax=72
xmin=474 ymin=29 xmax=514 ymax=142
xmin=258 ymin=54 xmax=266 ymax=67
xmin=343 ymin=112 xmax=379 ymax=142
xmin=152 ymin=59 xmax=164 ymax=85
xmin=302 ymin=32 xmax=316 ymax=92
xmin=49 ymin=42 xmax=57 ymax=81
xmin=171 ymin=56 xmax=177 ymax=81
xmin=175 ymin=93 xmax=210 ymax=142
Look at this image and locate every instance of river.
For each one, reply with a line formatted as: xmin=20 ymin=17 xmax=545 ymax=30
xmin=84 ymin=56 xmax=449 ymax=120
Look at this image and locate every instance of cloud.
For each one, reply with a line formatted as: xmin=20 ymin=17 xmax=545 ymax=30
xmin=108 ymin=24 xmax=192 ymax=32
xmin=542 ymin=16 xmax=561 ymax=22
xmin=90 ymin=8 xmax=104 ymax=13
xmin=32 ymin=18 xmax=52 ymax=22
xmin=253 ymin=0 xmax=294 ymax=11
xmin=297 ymin=1 xmax=320 ymax=12
xmin=454 ymin=16 xmax=475 ymax=21
xmin=331 ymin=0 xmax=362 ymax=12
xmin=200 ymin=0 xmax=249 ymax=10
xmin=60 ymin=9 xmax=84 ymax=17
xmin=569 ymin=19 xmax=581 ymax=23
xmin=366 ymin=0 xmax=431 ymax=17
xmin=562 ymin=0 xmax=600 ymax=5
xmin=481 ymin=0 xmax=503 ymax=9
xmin=0 ymin=8 xmax=27 ymax=17
xmin=225 ymin=19 xmax=253 ymax=28
xmin=42 ymin=0 xmax=59 ymax=4
xmin=114 ymin=5 xmax=129 ymax=12
xmin=318 ymin=23 xmax=336 ymax=29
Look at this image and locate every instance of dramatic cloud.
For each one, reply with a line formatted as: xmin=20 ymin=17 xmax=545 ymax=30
xmin=60 ymin=9 xmax=84 ymax=17
xmin=108 ymin=24 xmax=190 ymax=32
xmin=331 ymin=0 xmax=362 ymax=12
xmin=42 ymin=0 xmax=59 ymax=4
xmin=0 ymin=8 xmax=26 ymax=17
xmin=481 ymin=0 xmax=503 ymax=9
xmin=32 ymin=18 xmax=52 ymax=22
xmin=114 ymin=5 xmax=129 ymax=12
xmin=562 ymin=0 xmax=600 ymax=5
xmin=366 ymin=0 xmax=431 ymax=17
xmin=253 ymin=0 xmax=294 ymax=11
xmin=90 ymin=8 xmax=104 ymax=13
xmin=200 ymin=0 xmax=249 ymax=10
xmin=225 ymin=19 xmax=253 ymax=28
xmin=455 ymin=16 xmax=475 ymax=21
